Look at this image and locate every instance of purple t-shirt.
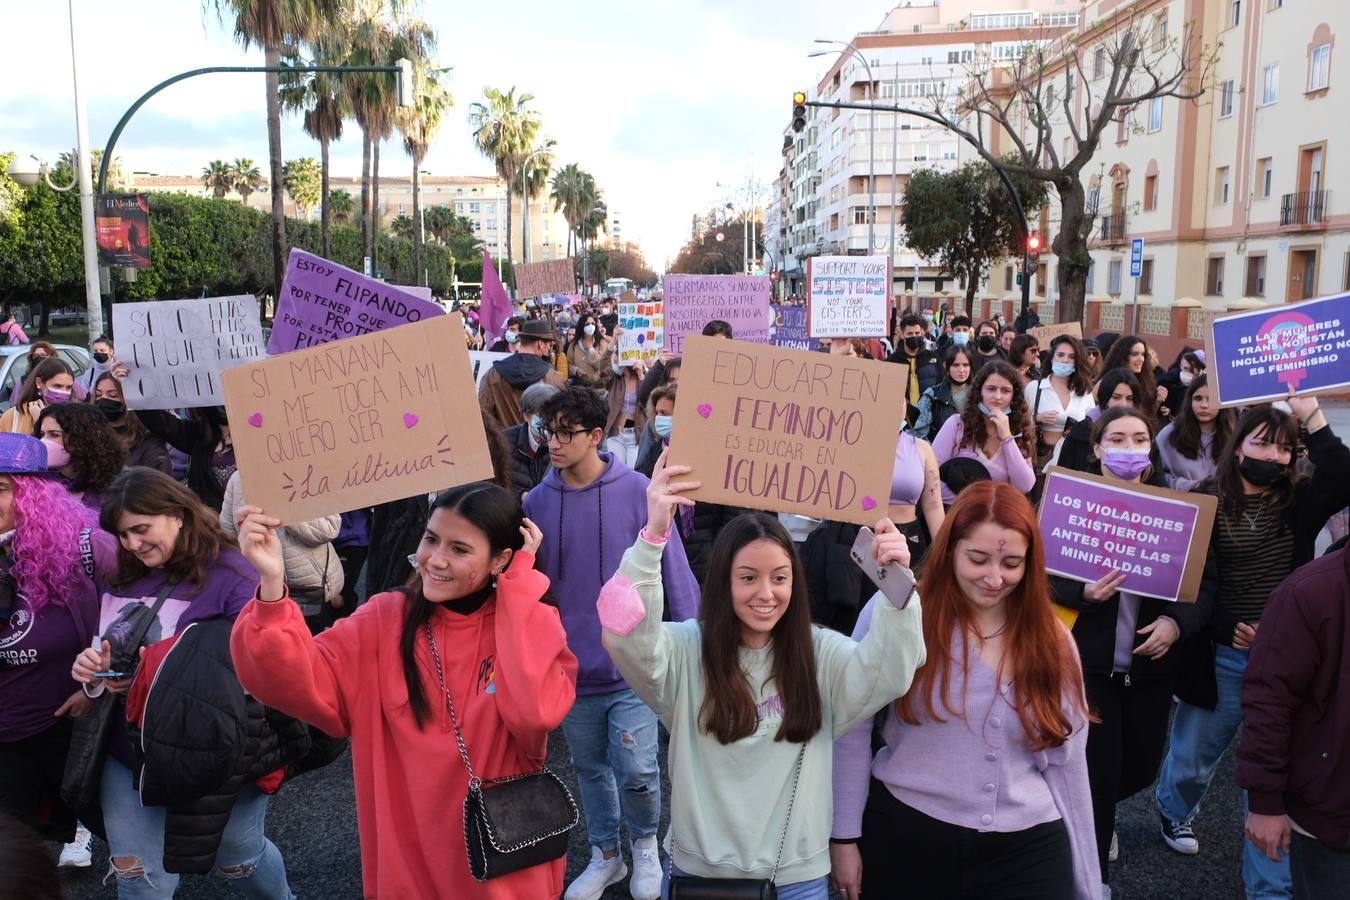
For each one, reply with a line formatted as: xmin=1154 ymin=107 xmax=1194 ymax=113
xmin=0 ymin=528 xmax=119 ymax=742
xmin=98 ymin=547 xmax=258 ymax=766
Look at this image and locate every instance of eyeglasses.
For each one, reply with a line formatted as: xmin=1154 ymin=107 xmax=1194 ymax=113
xmin=542 ymin=427 xmax=593 ymax=445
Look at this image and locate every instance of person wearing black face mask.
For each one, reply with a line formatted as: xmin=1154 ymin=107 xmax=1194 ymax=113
xmin=76 ymin=336 xmax=118 ymax=395
xmin=885 ymin=314 xmax=940 ymax=426
xmin=90 ymin=373 xmax=173 ymax=476
xmin=1155 ymin=395 xmax=1349 ymax=896
xmin=970 ymin=320 xmax=1007 ymax=374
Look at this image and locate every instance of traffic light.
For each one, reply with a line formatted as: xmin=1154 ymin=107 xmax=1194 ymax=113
xmin=1026 ymin=232 xmax=1042 ymax=263
xmin=792 ymin=91 xmax=807 ymax=133
xmin=396 ymin=58 xmax=414 ymax=107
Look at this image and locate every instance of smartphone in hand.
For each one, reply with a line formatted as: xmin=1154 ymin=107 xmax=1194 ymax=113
xmin=850 ymin=526 xmax=916 ymax=609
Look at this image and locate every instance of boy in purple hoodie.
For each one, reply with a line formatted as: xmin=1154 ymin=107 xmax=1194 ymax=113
xmin=524 ymin=385 xmax=699 ymax=900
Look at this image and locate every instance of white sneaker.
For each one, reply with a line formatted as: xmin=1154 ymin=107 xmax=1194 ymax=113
xmin=59 ymin=825 xmax=93 ymax=868
xmin=630 ymin=836 xmax=662 ymax=900
xmin=1108 ymin=829 xmax=1119 ymax=863
xmin=564 ymin=846 xmax=628 ymax=900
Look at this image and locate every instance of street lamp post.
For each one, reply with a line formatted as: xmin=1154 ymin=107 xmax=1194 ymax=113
xmin=520 ymin=146 xmax=550 ymax=266
xmin=812 ymin=40 xmax=875 ymax=256
xmin=580 ymin=204 xmax=605 ymax=295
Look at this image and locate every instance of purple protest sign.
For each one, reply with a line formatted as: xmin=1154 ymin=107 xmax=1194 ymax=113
xmin=267 ymin=249 xmax=444 ymax=354
xmin=1208 ymin=292 xmax=1350 ymax=406
xmin=1037 ymin=467 xmax=1216 ymax=603
xmin=663 ymin=275 xmax=771 ymax=355
xmin=769 ymin=303 xmax=814 ymax=350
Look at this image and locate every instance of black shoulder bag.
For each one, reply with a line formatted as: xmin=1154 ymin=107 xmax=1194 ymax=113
xmin=425 ymin=622 xmax=578 ymax=882
xmin=667 ymin=745 xmax=806 ymax=900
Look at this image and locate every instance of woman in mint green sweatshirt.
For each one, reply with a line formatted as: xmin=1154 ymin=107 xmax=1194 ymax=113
xmin=599 ymin=451 xmax=927 ymax=898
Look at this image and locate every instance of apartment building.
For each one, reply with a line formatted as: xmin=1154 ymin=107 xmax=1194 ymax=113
xmin=127 ymin=170 xmax=578 ymax=263
xmin=771 ymin=0 xmax=1075 ymax=296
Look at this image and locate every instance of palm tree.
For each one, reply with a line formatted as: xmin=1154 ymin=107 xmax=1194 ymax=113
xmin=202 ymin=160 xmax=233 ymax=198
xmin=282 ymin=156 xmax=322 ymax=217
xmin=229 ymin=158 xmax=266 ymax=206
xmin=328 ymin=188 xmax=355 ymax=225
xmin=205 ymin=0 xmax=341 ymax=307
xmin=396 ymin=63 xmax=452 ymax=287
xmin=467 ymin=86 xmax=543 ymax=269
xmin=550 ymin=163 xmax=600 ymax=258
xmin=279 ymin=31 xmax=347 ymax=258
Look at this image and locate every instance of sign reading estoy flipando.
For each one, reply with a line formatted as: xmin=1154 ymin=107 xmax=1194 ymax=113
xmin=1038 ymin=467 xmax=1216 ymax=603
xmin=113 ymin=297 xmax=264 ymax=410
xmin=267 ymin=248 xmax=445 ymax=354
xmin=514 ymin=258 xmax=576 ymax=299
xmin=662 ymin=274 xmax=771 ymax=355
xmin=223 ymin=313 xmax=493 ymax=524
xmin=807 ymin=255 xmax=891 ymax=338
xmin=1207 ymin=292 xmax=1350 ymax=406
xmin=667 ymin=335 xmax=905 ymax=525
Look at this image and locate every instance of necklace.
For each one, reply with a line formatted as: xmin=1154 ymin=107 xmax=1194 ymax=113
xmin=1241 ymin=499 xmax=1271 ymax=532
xmin=979 ymin=622 xmax=1008 ymax=641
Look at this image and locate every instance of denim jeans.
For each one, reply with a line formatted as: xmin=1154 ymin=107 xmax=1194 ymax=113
xmin=1155 ymin=645 xmax=1292 ymax=898
xmin=100 ymin=756 xmax=294 ymax=899
xmin=561 ymin=688 xmax=661 ymax=851
xmin=1291 ymin=832 xmax=1350 ymax=900
xmin=663 ymin=865 xmax=828 ymax=900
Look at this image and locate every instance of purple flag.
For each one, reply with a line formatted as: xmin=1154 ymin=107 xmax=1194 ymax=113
xmin=480 ymin=250 xmax=514 ymax=343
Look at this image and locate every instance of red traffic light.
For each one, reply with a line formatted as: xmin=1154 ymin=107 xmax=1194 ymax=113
xmin=1027 ymin=233 xmax=1042 ymax=252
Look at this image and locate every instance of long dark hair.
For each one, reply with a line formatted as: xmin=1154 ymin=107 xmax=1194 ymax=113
xmin=93 ymin=372 xmax=149 ymax=453
xmin=400 ymin=482 xmax=526 ymax=729
xmin=1100 ymin=335 xmax=1156 ymax=417
xmin=99 ymin=467 xmax=237 ymax=589
xmin=1210 ymin=405 xmax=1301 ymax=523
xmin=956 ymin=360 xmax=1032 ymax=454
xmin=698 ymin=513 xmax=821 ymax=744
xmin=942 ymin=345 xmax=974 ymax=388
xmin=17 ymin=358 xmax=73 ymax=407
xmin=565 ymin=312 xmax=601 ymax=354
xmin=1094 ymin=368 xmax=1143 ymax=409
xmin=1165 ymin=374 xmax=1235 ymax=462
xmin=35 ymin=402 xmax=127 ymax=494
xmin=1048 ymin=335 xmax=1093 ymax=396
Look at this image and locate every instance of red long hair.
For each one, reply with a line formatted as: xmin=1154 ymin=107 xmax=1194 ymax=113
xmin=897 ymin=482 xmax=1086 ymax=750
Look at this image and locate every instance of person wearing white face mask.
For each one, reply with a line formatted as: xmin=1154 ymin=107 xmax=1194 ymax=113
xmin=1026 ymin=336 xmax=1095 ymax=471
xmin=504 ymin=382 xmax=561 ymax=501
xmin=1050 ymin=406 xmax=1208 ymax=896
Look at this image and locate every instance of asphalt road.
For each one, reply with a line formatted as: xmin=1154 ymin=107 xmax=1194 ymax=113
xmin=61 ymin=719 xmax=1247 ymax=900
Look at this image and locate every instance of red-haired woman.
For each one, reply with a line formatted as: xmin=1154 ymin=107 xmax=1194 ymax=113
xmin=832 ymin=482 xmax=1097 ymax=900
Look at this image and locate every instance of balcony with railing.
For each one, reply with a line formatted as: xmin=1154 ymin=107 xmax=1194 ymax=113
xmin=1098 ymin=213 xmax=1128 ymax=245
xmin=1280 ymin=190 xmax=1328 ymax=228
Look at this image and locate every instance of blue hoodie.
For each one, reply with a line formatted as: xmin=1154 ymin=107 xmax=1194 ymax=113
xmin=525 ymin=451 xmax=699 ymax=695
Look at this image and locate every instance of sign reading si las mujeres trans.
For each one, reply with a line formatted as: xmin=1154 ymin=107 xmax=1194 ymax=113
xmin=1207 ymin=292 xmax=1350 ymax=406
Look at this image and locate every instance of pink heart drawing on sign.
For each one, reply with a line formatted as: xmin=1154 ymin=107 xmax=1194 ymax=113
xmin=696 ymin=403 xmax=713 ymax=419
xmin=861 ymin=496 xmax=878 ymax=511
xmin=247 ymin=412 xmax=263 ymax=428
xmin=403 ymin=413 xmax=419 ymax=429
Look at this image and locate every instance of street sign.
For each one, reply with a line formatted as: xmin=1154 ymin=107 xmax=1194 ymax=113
xmin=363 ymin=255 xmax=372 ymax=276
xmin=1130 ymin=238 xmax=1144 ymax=278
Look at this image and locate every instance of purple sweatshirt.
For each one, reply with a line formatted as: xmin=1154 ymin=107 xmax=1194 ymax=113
xmin=524 ymin=451 xmax=699 ymax=695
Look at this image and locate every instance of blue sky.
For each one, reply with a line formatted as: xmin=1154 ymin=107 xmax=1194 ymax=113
xmin=2 ymin=0 xmax=884 ymax=267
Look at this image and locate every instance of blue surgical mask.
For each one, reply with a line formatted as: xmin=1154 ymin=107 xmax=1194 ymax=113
xmin=922 ymin=312 xmax=934 ymax=323
xmin=1051 ymin=361 xmax=1076 ymax=378
xmin=653 ymin=415 xmax=673 ymax=439
xmin=978 ymin=403 xmax=1003 ymax=417
xmin=952 ymin=332 xmax=971 ymax=347
xmin=530 ymin=414 xmax=546 ymax=440
xmin=505 ymin=330 xmax=519 ymax=343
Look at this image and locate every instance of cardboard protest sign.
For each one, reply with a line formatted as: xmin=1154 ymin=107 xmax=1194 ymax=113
xmin=515 ymin=258 xmax=576 ymax=299
xmin=663 ymin=275 xmax=771 ymax=355
xmin=807 ymin=256 xmax=891 ymax=338
xmin=113 ymin=297 xmax=264 ymax=409
xmin=617 ymin=291 xmax=664 ymax=366
xmin=1026 ymin=321 xmax=1083 ymax=346
xmin=1038 ymin=467 xmax=1217 ymax=603
xmin=1207 ymin=293 xmax=1350 ymax=406
xmin=667 ymin=336 xmax=905 ymax=525
xmin=769 ymin=303 xmax=814 ymax=350
xmin=468 ymin=350 xmax=510 ymax=387
xmin=268 ymin=248 xmax=445 ymax=354
xmin=223 ymin=313 xmax=493 ymax=524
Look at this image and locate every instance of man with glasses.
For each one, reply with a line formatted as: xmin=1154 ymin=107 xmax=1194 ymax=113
xmin=524 ymin=385 xmax=699 ymax=900
xmin=478 ymin=319 xmax=566 ymax=428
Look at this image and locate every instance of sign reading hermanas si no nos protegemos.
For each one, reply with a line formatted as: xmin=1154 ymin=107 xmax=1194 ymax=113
xmin=1207 ymin=292 xmax=1350 ymax=406
xmin=662 ymin=274 xmax=771 ymax=355
xmin=1038 ymin=467 xmax=1216 ymax=603
xmin=807 ymin=255 xmax=891 ymax=338
xmin=113 ymin=297 xmax=264 ymax=410
xmin=267 ymin=248 xmax=445 ymax=354
xmin=667 ymin=335 xmax=905 ymax=525
xmin=223 ymin=313 xmax=493 ymax=524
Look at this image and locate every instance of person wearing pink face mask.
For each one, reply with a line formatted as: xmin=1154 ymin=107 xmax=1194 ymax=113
xmin=0 ymin=358 xmax=74 ymax=437
xmin=34 ymin=403 xmax=127 ymax=512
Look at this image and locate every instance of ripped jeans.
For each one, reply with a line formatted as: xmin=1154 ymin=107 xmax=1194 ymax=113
xmin=561 ymin=688 xmax=662 ymax=852
xmin=99 ymin=756 xmax=295 ymax=899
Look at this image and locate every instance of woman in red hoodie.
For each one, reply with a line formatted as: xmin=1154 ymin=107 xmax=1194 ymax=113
xmin=229 ymin=482 xmax=579 ymax=899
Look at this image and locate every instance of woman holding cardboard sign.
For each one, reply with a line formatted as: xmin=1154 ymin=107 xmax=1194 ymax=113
xmin=832 ymin=482 xmax=1098 ymax=900
xmin=1049 ymin=407 xmax=1213 ymax=894
xmin=599 ymin=451 xmax=925 ymax=899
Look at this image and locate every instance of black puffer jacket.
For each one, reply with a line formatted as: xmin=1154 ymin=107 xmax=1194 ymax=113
xmin=802 ymin=520 xmax=872 ymax=636
xmin=675 ymin=501 xmax=752 ymax=585
xmin=505 ymin=422 xmax=551 ymax=500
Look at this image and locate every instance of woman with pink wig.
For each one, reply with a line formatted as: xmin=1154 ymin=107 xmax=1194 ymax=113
xmin=0 ymin=433 xmax=118 ymax=860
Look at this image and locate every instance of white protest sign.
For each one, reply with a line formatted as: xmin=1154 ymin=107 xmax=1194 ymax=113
xmin=617 ymin=292 xmax=664 ymax=366
xmin=807 ymin=255 xmax=891 ymax=338
xmin=469 ymin=350 xmax=510 ymax=387
xmin=114 ymin=296 xmax=265 ymax=409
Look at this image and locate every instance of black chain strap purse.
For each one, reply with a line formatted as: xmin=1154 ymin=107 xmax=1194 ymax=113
xmin=425 ymin=623 xmax=579 ymax=882
xmin=667 ymin=745 xmax=806 ymax=900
